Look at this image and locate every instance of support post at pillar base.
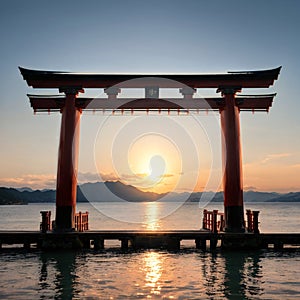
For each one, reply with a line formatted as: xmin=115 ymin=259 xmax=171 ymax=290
xmin=93 ymin=238 xmax=105 ymax=250
xmin=210 ymin=237 xmax=218 ymax=250
xmin=195 ymin=238 xmax=207 ymax=251
xmin=224 ymin=206 xmax=245 ymax=233
xmin=55 ymin=206 xmax=75 ymax=232
xmin=120 ymin=239 xmax=130 ymax=250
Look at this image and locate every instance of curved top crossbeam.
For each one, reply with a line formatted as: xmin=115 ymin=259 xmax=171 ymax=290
xmin=19 ymin=67 xmax=281 ymax=89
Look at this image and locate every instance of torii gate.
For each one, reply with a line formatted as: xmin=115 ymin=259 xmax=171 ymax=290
xmin=19 ymin=66 xmax=281 ymax=232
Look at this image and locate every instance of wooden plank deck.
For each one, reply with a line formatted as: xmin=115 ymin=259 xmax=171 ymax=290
xmin=1 ymin=231 xmax=300 ymax=251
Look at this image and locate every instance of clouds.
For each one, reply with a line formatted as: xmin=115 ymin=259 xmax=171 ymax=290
xmin=245 ymin=152 xmax=297 ymax=167
xmin=160 ymin=174 xmax=174 ymax=178
xmin=0 ymin=171 xmax=118 ymax=189
xmin=77 ymin=172 xmax=102 ymax=183
xmin=0 ymin=174 xmax=56 ymax=190
xmin=244 ymin=186 xmax=258 ymax=191
xmin=120 ymin=173 xmax=147 ymax=181
xmin=243 ymin=152 xmax=300 ymax=192
xmin=0 ymin=171 xmax=174 ymax=189
xmin=261 ymin=153 xmax=291 ymax=164
xmin=0 ymin=152 xmax=299 ymax=193
xmin=120 ymin=172 xmax=176 ymax=191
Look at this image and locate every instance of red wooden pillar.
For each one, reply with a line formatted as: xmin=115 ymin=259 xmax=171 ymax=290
xmin=55 ymin=87 xmax=82 ymax=231
xmin=219 ymin=87 xmax=245 ymax=232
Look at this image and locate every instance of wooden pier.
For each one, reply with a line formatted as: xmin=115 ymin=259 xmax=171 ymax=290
xmin=2 ymin=209 xmax=299 ymax=251
xmin=1 ymin=230 xmax=300 ymax=251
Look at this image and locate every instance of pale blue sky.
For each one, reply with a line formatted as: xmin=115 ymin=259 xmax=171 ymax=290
xmin=0 ymin=0 xmax=299 ymax=192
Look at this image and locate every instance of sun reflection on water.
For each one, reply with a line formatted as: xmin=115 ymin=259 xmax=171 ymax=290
xmin=144 ymin=202 xmax=161 ymax=231
xmin=143 ymin=251 xmax=163 ymax=296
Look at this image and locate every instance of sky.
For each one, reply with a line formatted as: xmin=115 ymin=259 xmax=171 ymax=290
xmin=0 ymin=0 xmax=299 ymax=193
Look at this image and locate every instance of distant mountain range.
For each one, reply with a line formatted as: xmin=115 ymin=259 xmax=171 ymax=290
xmin=0 ymin=181 xmax=300 ymax=205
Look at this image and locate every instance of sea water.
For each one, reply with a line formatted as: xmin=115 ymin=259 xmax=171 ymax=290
xmin=0 ymin=202 xmax=300 ymax=299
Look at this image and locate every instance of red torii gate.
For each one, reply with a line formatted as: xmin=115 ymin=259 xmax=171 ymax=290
xmin=19 ymin=66 xmax=281 ymax=232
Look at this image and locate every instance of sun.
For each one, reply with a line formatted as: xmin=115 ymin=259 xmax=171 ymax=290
xmin=147 ymin=155 xmax=166 ymax=183
xmin=126 ymin=133 xmax=181 ymax=193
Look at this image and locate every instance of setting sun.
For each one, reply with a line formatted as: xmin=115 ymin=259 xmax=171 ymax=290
xmin=126 ymin=133 xmax=182 ymax=193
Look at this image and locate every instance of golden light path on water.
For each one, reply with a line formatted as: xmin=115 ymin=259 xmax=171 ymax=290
xmin=143 ymin=252 xmax=163 ymax=297
xmin=144 ymin=202 xmax=161 ymax=230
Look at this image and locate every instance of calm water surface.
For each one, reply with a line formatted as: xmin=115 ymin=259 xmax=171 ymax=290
xmin=0 ymin=202 xmax=300 ymax=299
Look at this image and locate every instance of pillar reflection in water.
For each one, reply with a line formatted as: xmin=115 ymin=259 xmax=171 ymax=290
xmin=201 ymin=253 xmax=226 ymax=297
xmin=39 ymin=252 xmax=78 ymax=299
xmin=200 ymin=252 xmax=263 ymax=298
xmin=223 ymin=251 xmax=264 ymax=299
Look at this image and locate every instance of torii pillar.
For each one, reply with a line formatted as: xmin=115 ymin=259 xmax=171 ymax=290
xmin=55 ymin=87 xmax=82 ymax=231
xmin=219 ymin=87 xmax=245 ymax=232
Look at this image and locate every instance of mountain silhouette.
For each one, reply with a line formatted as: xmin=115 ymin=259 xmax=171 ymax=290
xmin=0 ymin=182 xmax=300 ymax=205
